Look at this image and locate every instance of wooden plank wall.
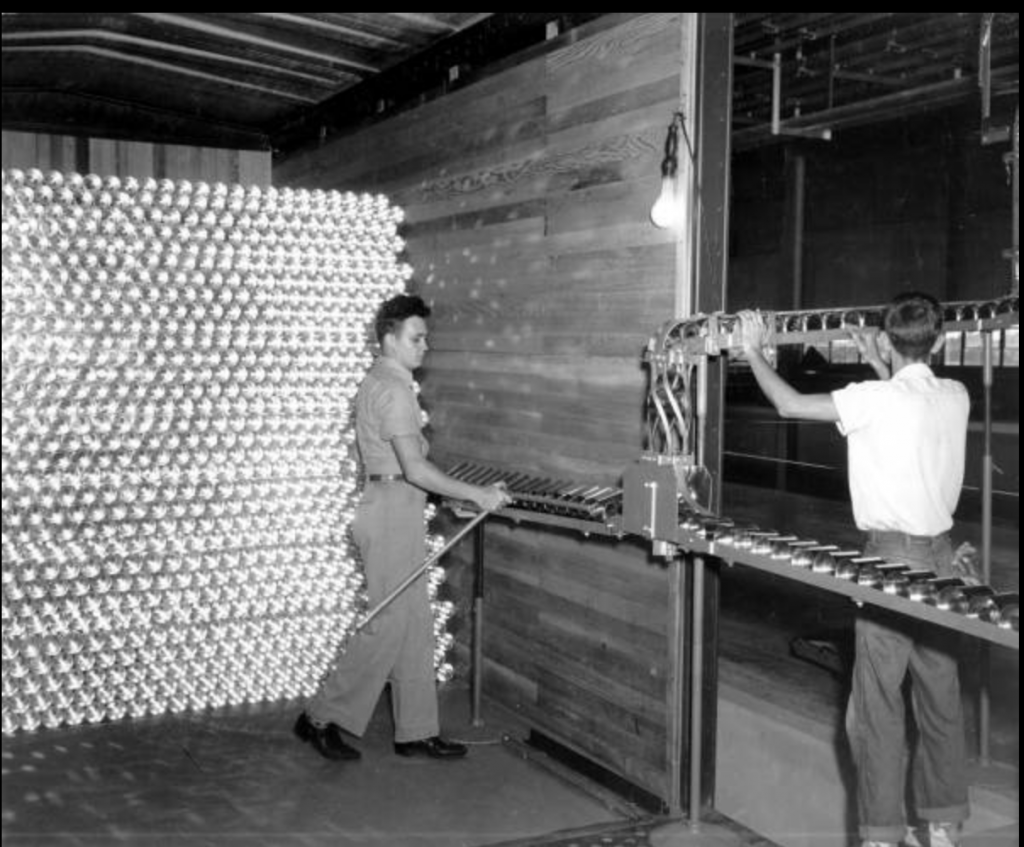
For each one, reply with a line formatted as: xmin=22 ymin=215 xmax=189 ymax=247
xmin=1 ymin=130 xmax=270 ymax=185
xmin=274 ymin=13 xmax=695 ymax=803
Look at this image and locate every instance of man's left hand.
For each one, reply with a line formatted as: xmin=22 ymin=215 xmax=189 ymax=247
xmin=736 ymin=309 xmax=768 ymax=356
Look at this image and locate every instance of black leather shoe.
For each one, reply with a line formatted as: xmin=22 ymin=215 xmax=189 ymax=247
xmin=394 ymin=736 xmax=468 ymax=759
xmin=294 ymin=712 xmax=361 ymax=761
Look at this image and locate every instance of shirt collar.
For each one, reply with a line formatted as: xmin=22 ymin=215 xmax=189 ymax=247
xmin=892 ymin=361 xmax=934 ymax=381
xmin=376 ymin=355 xmax=415 ymax=384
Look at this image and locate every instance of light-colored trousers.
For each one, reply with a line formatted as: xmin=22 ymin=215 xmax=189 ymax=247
xmin=307 ymin=481 xmax=440 ymax=742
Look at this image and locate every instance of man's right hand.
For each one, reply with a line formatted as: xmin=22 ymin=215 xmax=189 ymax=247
xmin=849 ymin=328 xmax=890 ymax=379
xmin=473 ymin=483 xmax=512 ymax=512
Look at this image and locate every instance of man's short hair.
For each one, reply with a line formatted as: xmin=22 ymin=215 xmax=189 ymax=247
xmin=374 ymin=294 xmax=431 ymax=345
xmin=883 ymin=292 xmax=942 ymax=360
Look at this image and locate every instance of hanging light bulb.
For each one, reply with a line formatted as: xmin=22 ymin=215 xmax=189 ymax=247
xmin=650 ymin=175 xmax=681 ymax=229
xmin=650 ymin=112 xmax=687 ymax=230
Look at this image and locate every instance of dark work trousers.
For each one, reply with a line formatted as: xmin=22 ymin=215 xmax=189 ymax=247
xmin=307 ymin=480 xmax=440 ymax=743
xmin=846 ymin=530 xmax=969 ymax=845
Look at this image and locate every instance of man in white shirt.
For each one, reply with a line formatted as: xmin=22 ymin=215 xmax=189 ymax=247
xmin=737 ymin=293 xmax=970 ymax=847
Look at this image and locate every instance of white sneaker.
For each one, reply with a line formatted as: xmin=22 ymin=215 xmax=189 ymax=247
xmin=927 ymin=822 xmax=961 ymax=847
xmin=903 ymin=825 xmax=924 ymax=847
xmin=861 ymin=841 xmax=897 ymax=847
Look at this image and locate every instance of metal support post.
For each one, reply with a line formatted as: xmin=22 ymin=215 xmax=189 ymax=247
xmin=471 ymin=518 xmax=487 ymax=727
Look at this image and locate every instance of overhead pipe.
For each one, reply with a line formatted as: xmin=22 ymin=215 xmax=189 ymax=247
xmin=733 ymin=53 xmax=832 ymax=142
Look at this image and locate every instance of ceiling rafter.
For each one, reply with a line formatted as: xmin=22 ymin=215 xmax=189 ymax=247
xmin=132 ymin=12 xmax=381 ymax=74
xmin=735 ymin=13 xmax=894 ymax=56
xmin=1 ymin=13 xmax=1017 ymax=152
xmin=3 ymin=44 xmax=318 ymax=103
xmin=2 ymin=28 xmax=342 ymax=87
xmin=252 ymin=13 xmax=409 ymax=49
xmin=3 ymin=83 xmax=268 ymax=136
xmin=732 ymin=11 xmax=1018 ymax=147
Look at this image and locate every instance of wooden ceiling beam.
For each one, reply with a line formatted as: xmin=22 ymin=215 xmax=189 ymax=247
xmin=270 ymin=12 xmax=606 ymax=155
xmin=1 ymin=86 xmax=269 ymax=149
xmin=305 ymin=13 xmax=486 ymax=47
xmin=252 ymin=13 xmax=409 ymax=49
xmin=132 ymin=12 xmax=381 ymax=74
xmin=387 ymin=12 xmax=467 ymax=33
xmin=2 ymin=28 xmax=342 ymax=86
xmin=3 ymin=44 xmax=318 ymax=102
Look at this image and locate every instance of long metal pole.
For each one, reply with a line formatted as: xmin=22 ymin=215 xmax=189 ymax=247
xmin=688 ymin=555 xmax=706 ymax=830
xmin=1012 ymin=106 xmax=1020 ymax=293
xmin=771 ymin=53 xmax=782 ymax=137
xmin=792 ymin=152 xmax=806 ymax=310
xmin=666 ymin=555 xmax=687 ymax=818
xmin=355 ymin=508 xmax=491 ymax=633
xmin=979 ymin=332 xmax=994 ymax=764
xmin=779 ymin=150 xmax=806 ymax=493
xmin=471 ymin=519 xmax=486 ymax=727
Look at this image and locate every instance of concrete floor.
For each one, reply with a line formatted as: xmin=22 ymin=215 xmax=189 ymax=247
xmin=2 ymin=681 xmax=786 ymax=847
xmin=1 ymin=683 xmax=629 ymax=847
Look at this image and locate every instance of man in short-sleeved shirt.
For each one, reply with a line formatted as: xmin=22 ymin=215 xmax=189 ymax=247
xmin=355 ymin=357 xmax=430 ymax=477
xmin=832 ymin=363 xmax=968 ymax=536
xmin=738 ymin=293 xmax=970 ymax=847
xmin=294 ymin=294 xmax=509 ymax=763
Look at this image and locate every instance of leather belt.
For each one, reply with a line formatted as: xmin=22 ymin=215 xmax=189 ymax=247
xmin=867 ymin=529 xmax=946 ymax=543
xmin=367 ymin=473 xmax=405 ymax=482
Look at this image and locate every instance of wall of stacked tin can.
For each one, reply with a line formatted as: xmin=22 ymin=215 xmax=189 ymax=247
xmin=1 ymin=168 xmax=453 ymax=734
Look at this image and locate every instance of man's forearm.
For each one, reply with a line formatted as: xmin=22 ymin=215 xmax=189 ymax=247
xmin=402 ymin=454 xmax=479 ymax=501
xmin=743 ymin=346 xmax=839 ymax=422
xmin=746 ymin=347 xmax=804 ymax=417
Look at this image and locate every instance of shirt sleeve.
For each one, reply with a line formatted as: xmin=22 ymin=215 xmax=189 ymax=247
xmin=378 ymin=382 xmax=422 ymax=441
xmin=831 ymin=381 xmax=879 ymax=436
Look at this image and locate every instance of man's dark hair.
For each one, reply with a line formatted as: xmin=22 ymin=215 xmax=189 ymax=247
xmin=374 ymin=294 xmax=431 ymax=345
xmin=883 ymin=291 xmax=943 ymax=360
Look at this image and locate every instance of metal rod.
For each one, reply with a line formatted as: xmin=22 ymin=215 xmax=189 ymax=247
xmin=831 ymin=69 xmax=905 ymax=87
xmin=979 ymin=13 xmax=995 ymax=125
xmin=734 ymin=72 xmax=1015 ymax=150
xmin=471 ymin=518 xmax=486 ymax=727
xmin=979 ymin=331 xmax=994 ymax=764
xmin=355 ymin=508 xmax=491 ymax=633
xmin=688 ymin=555 xmax=706 ymax=830
xmin=696 ymin=355 xmax=707 ymax=467
xmin=827 ymin=35 xmax=836 ymax=110
xmin=792 ymin=152 xmax=806 ymax=310
xmin=1013 ymin=106 xmax=1020 ymax=294
xmin=667 ymin=555 xmax=686 ymax=817
xmin=733 ymin=55 xmax=775 ymax=70
xmin=983 ymin=331 xmax=994 ymax=585
xmin=771 ymin=53 xmax=782 ymax=136
xmin=674 ymin=14 xmax=700 ymax=323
